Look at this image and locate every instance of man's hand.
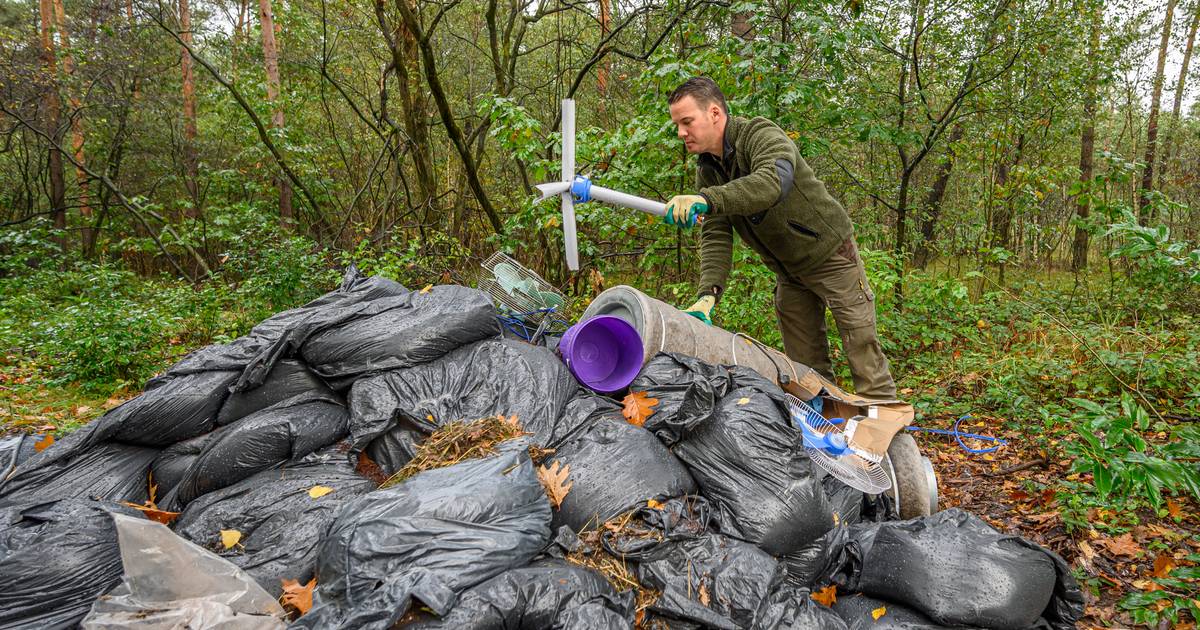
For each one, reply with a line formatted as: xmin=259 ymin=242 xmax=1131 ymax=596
xmin=682 ymin=295 xmax=716 ymax=325
xmin=664 ymin=194 xmax=708 ymax=228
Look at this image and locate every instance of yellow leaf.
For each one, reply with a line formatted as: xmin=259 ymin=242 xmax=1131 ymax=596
xmin=811 ymin=585 xmax=837 ymax=607
xmin=537 ymin=461 xmax=573 ymax=509
xmin=420 ymin=284 xmax=433 ymax=294
xmin=698 ymin=581 xmax=710 ymax=606
xmin=872 ymin=606 xmax=887 ymax=620
xmin=33 ymin=434 xmax=54 ymax=452
xmin=280 ymin=577 xmax=316 ymax=615
xmin=308 ymin=486 xmax=334 ymax=499
xmin=647 ymin=499 xmax=663 ymax=509
xmin=220 ymin=529 xmax=242 ymax=549
xmin=622 ymin=391 xmax=659 ymax=427
xmin=737 ymin=397 xmax=750 ymax=405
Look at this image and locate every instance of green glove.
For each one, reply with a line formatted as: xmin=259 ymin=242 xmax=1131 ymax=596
xmin=663 ymin=194 xmax=708 ymax=228
xmin=682 ymin=295 xmax=715 ymax=325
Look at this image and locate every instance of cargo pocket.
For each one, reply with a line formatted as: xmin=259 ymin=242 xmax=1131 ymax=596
xmin=787 ymin=220 xmax=819 ymax=239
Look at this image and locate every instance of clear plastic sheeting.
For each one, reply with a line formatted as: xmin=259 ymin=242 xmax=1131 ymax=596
xmin=82 ymin=513 xmax=286 ymax=630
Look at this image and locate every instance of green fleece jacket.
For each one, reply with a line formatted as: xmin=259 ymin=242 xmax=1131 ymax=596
xmin=695 ymin=116 xmax=854 ymax=301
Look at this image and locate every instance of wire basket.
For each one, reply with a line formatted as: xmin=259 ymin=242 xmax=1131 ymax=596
xmin=478 ymin=252 xmax=570 ymax=339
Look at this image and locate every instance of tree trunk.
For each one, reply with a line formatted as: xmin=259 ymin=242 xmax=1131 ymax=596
xmin=52 ymin=0 xmax=94 ymax=254
xmin=180 ymin=0 xmax=200 ymax=218
xmin=1072 ymin=2 xmax=1101 ymax=272
xmin=1139 ymin=0 xmax=1177 ymax=224
xmin=39 ymin=0 xmax=67 ymax=253
xmin=913 ymin=123 xmax=964 ymax=269
xmin=258 ymin=0 xmax=293 ymax=228
xmin=1166 ymin=2 xmax=1200 ymax=183
xmin=731 ymin=11 xmax=753 ymax=40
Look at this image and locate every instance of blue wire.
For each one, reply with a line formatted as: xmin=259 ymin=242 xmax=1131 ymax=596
xmin=905 ymin=414 xmax=1007 ymax=454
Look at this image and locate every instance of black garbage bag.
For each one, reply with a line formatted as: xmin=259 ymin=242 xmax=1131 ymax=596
xmin=828 ymin=509 xmax=1083 ymax=630
xmin=149 ymin=433 xmax=213 ymax=495
xmin=401 ymin=560 xmax=634 ymax=630
xmin=780 ymin=525 xmax=849 ymax=590
xmin=299 ymin=284 xmax=499 ymax=388
xmin=1 ymin=370 xmax=240 ymax=496
xmin=159 ymin=392 xmax=349 ymax=510
xmin=754 ymin=586 xmax=850 ymax=630
xmin=0 ymin=433 xmax=39 ymax=479
xmin=626 ymin=353 xmax=762 ymax=444
xmin=216 ymin=359 xmax=334 ymax=425
xmin=0 ymin=499 xmax=136 ymax=629
xmin=600 ymin=496 xmax=783 ymax=630
xmin=294 ymin=442 xmax=553 ymax=630
xmin=672 ymin=383 xmax=833 ymax=555
xmin=0 ymin=439 xmax=156 ymax=506
xmin=350 ymin=338 xmax=577 ymax=474
xmin=165 ymin=266 xmax=407 ymax=390
xmin=549 ymin=416 xmax=696 ymax=532
xmin=833 ymin=593 xmax=979 ymax=630
xmin=173 ymin=446 xmax=376 ymax=596
xmin=540 ymin=390 xmax=621 ymax=449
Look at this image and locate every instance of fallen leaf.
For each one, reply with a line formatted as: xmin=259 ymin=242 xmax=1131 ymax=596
xmin=698 ymin=581 xmax=710 ymax=606
xmin=280 ymin=577 xmax=316 ymax=614
xmin=872 ymin=606 xmax=887 ymax=620
xmin=221 ymin=529 xmax=242 ymax=549
xmin=1099 ymin=533 xmax=1142 ymax=558
xmin=1152 ymin=553 xmax=1175 ymax=578
xmin=811 ymin=585 xmax=837 ymax=607
xmin=308 ymin=486 xmax=334 ymax=499
xmin=121 ymin=501 xmax=181 ymax=525
xmin=622 ymin=391 xmax=659 ymax=427
xmin=647 ymin=499 xmax=662 ymax=509
xmin=33 ymin=434 xmax=54 ymax=452
xmin=1166 ymin=498 xmax=1182 ymax=519
xmin=737 ymin=397 xmax=750 ymax=405
xmin=1132 ymin=578 xmax=1162 ymax=592
xmin=420 ymin=284 xmax=433 ymax=294
xmin=74 ymin=405 xmax=91 ymax=417
xmin=537 ymin=461 xmax=573 ymax=509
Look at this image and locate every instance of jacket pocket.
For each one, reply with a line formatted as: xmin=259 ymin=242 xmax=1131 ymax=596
xmin=787 ymin=220 xmax=819 ymax=239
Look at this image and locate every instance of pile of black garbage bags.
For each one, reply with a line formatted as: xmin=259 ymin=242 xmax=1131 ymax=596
xmin=0 ymin=268 xmax=1084 ymax=630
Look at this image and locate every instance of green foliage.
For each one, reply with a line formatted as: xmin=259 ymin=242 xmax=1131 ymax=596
xmin=1063 ymin=394 xmax=1200 ymax=510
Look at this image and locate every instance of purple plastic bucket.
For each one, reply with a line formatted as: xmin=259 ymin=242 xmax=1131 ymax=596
xmin=559 ymin=315 xmax=644 ymax=394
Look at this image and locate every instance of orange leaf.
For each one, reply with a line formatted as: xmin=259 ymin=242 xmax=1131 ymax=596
xmin=33 ymin=434 xmax=54 ymax=452
xmin=811 ymin=585 xmax=837 ymax=607
xmin=1166 ymin=499 xmax=1182 ymax=520
xmin=621 ymin=391 xmax=659 ymax=427
xmin=698 ymin=581 xmax=710 ymax=606
xmin=871 ymin=606 xmax=887 ymax=620
xmin=280 ymin=577 xmax=316 ymax=615
xmin=121 ymin=502 xmax=181 ymax=525
xmin=537 ymin=461 xmax=573 ymax=509
xmin=1098 ymin=533 xmax=1142 ymax=558
xmin=1152 ymin=553 xmax=1176 ymax=579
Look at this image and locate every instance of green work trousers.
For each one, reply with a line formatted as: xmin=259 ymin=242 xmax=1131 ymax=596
xmin=774 ymin=237 xmax=897 ymax=399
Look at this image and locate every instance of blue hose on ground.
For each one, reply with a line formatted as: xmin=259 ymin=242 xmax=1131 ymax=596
xmin=905 ymin=414 xmax=1007 ymax=454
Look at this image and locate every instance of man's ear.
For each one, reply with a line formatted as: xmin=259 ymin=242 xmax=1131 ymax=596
xmin=709 ymin=104 xmax=723 ymax=124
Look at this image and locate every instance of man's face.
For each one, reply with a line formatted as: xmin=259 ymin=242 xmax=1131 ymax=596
xmin=669 ymin=95 xmax=724 ymax=155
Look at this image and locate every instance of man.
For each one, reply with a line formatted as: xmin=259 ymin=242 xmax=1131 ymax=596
xmin=664 ymin=77 xmax=896 ymax=399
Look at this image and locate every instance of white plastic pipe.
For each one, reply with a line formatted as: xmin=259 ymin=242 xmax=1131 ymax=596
xmin=561 ymin=99 xmax=579 ymax=270
xmin=586 ymin=185 xmax=667 ymax=216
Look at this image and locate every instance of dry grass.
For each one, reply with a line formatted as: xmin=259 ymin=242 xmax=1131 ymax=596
xmin=564 ymin=509 xmax=665 ymax=627
xmin=380 ymin=415 xmax=527 ymax=488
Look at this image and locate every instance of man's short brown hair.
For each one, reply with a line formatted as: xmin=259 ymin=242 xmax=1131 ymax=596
xmin=668 ymin=77 xmax=728 ymax=115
